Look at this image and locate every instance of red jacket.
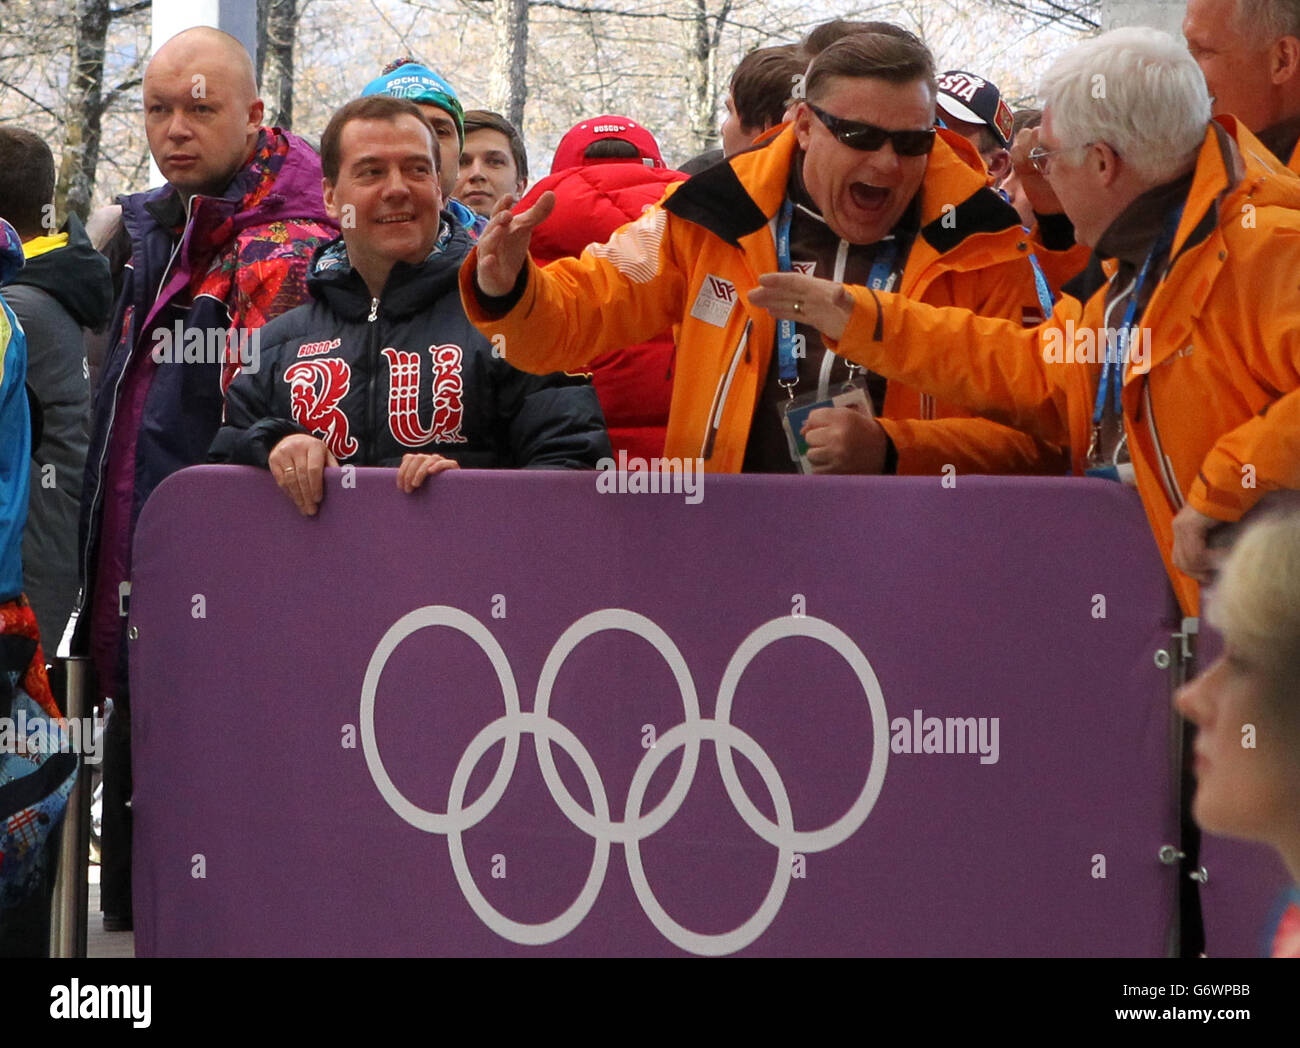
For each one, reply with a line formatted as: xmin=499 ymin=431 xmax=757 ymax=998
xmin=521 ymin=162 xmax=686 ymax=459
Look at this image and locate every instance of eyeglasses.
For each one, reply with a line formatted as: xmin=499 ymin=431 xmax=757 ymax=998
xmin=1028 ymin=143 xmax=1093 ymax=175
xmin=806 ymin=103 xmax=936 ymax=157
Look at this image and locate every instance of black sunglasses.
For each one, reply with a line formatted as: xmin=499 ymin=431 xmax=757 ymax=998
xmin=807 ymin=102 xmax=936 ymax=157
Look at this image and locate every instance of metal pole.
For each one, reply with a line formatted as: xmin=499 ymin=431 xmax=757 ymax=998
xmin=49 ymin=656 xmax=91 ymax=958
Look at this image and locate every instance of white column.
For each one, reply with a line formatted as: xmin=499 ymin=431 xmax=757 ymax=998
xmin=1100 ymin=0 xmax=1187 ymax=36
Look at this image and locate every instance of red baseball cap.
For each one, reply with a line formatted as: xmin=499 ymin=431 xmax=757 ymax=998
xmin=550 ymin=116 xmax=666 ymax=174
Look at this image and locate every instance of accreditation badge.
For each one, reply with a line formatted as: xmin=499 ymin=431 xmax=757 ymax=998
xmin=780 ymin=381 xmax=872 ymax=474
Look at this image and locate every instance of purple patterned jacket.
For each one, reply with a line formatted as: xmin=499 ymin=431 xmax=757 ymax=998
xmin=70 ymin=128 xmax=337 ymax=697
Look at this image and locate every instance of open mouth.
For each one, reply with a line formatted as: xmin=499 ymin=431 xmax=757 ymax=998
xmin=376 ymin=213 xmax=415 ymax=224
xmin=849 ymin=182 xmax=890 ymax=211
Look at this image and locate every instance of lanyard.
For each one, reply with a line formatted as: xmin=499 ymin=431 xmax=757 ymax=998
xmin=775 ymin=197 xmax=900 ymax=393
xmin=1092 ymin=203 xmax=1184 ymax=427
xmin=1028 ymin=252 xmax=1054 ymax=319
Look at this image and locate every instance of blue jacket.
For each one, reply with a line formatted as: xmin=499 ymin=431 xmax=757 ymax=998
xmin=0 ymin=220 xmax=29 ymax=603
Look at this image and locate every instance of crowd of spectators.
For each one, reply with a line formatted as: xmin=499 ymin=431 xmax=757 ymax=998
xmin=2 ymin=4 xmax=1298 ymax=957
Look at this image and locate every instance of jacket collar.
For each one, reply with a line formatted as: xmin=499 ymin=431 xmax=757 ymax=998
xmin=8 ymin=214 xmax=114 ymax=329
xmin=1094 ymin=167 xmax=1196 ymax=268
xmin=308 ymin=213 xmax=470 ymax=321
xmin=122 ymin=127 xmax=333 ymax=248
xmin=1131 ymin=117 xmax=1300 ymax=374
xmin=1254 ymin=112 xmax=1300 ymax=168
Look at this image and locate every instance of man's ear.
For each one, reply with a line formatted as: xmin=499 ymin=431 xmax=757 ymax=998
xmin=1272 ymin=35 xmax=1300 ymax=85
xmin=248 ymin=96 xmax=266 ymax=131
xmin=1094 ymin=141 xmax=1122 ymax=186
xmin=792 ymin=102 xmax=813 ymax=150
xmin=987 ymin=149 xmax=1012 ymax=184
xmin=322 ymin=177 xmax=339 ymax=221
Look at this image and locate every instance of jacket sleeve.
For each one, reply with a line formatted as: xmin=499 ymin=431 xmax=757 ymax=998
xmin=1187 ymin=259 xmax=1300 ymax=521
xmin=208 ymin=340 xmax=308 ymax=467
xmin=459 ymin=204 xmax=689 ymax=376
xmin=875 ymin=257 xmax=1072 ymax=476
xmin=1190 ymin=386 xmax=1300 ymax=521
xmin=825 ymin=283 xmax=1083 ymax=451
xmin=492 ymin=357 xmax=613 ymax=469
xmin=880 ymin=415 xmax=1068 ymax=475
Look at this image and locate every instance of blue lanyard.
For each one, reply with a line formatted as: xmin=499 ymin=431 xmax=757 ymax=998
xmin=1028 ymin=252 xmax=1054 ymax=318
xmin=1092 ymin=203 xmax=1184 ymax=426
xmin=775 ymin=197 xmax=899 ymax=389
xmin=776 ymin=199 xmax=799 ymax=386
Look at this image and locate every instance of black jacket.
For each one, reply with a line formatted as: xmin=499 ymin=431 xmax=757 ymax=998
xmin=210 ymin=218 xmax=610 ymax=469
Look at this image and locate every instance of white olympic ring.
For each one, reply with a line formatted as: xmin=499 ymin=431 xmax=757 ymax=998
xmin=359 ymin=606 xmax=889 ymax=955
xmin=533 ymin=609 xmax=701 ymax=844
xmin=360 ymin=606 xmax=522 ymax=833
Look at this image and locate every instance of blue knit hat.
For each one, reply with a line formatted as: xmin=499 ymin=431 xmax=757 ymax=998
xmin=362 ymin=60 xmax=465 ymax=145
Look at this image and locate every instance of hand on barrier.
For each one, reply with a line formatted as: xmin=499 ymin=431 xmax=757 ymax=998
xmin=268 ymin=433 xmax=338 ymax=517
xmin=396 ymin=453 xmax=460 ymax=493
xmin=802 ymin=405 xmax=888 ymax=474
xmin=748 ymin=272 xmax=854 ymax=341
xmin=476 ymin=190 xmax=556 ymax=298
xmin=1172 ymin=503 xmax=1229 ymax=584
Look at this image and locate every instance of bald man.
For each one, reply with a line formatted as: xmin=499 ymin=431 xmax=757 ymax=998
xmin=69 ymin=26 xmax=338 ymax=932
xmin=143 ymin=26 xmax=263 ymax=198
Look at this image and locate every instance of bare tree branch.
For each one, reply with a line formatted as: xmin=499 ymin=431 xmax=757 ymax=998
xmin=109 ymin=1 xmax=152 ymax=17
xmin=0 ymin=75 xmax=61 ymax=119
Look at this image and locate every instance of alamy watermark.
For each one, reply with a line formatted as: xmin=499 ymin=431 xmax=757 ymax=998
xmin=150 ymin=321 xmax=261 ymax=374
xmin=596 ymin=451 xmax=705 ymax=505
xmin=50 ymin=979 xmax=150 ymax=1028
xmin=1041 ymin=320 xmax=1152 ymax=372
xmin=0 ymin=707 xmax=103 ymax=764
xmin=889 ymin=708 xmax=1000 ymax=765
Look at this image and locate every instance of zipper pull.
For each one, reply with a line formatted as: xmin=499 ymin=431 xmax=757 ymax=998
xmin=367 ymin=297 xmax=379 ymax=322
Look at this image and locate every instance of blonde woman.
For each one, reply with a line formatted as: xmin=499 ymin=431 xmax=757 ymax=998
xmin=1175 ymin=511 xmax=1300 ymax=958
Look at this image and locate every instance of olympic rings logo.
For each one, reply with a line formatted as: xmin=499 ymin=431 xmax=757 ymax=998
xmin=360 ymin=606 xmax=890 ymax=956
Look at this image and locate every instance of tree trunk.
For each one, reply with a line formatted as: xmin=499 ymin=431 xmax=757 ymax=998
xmin=259 ymin=0 xmax=299 ymax=128
xmin=687 ymin=0 xmax=719 ymax=154
xmin=489 ymin=0 xmax=530 ymax=130
xmin=56 ymin=0 xmax=111 ymax=222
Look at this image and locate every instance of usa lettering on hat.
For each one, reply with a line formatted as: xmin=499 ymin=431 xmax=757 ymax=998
xmin=936 ymin=70 xmax=1015 ymax=149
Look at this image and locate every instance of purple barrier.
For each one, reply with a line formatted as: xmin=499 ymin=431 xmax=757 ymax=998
xmin=130 ymin=468 xmax=1190 ymax=956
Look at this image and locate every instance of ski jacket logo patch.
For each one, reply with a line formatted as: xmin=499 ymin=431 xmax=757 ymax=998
xmin=691 ymin=274 xmax=738 ymax=328
xmin=285 ymin=357 xmax=359 ymax=458
xmin=383 ymin=344 xmax=470 ymax=447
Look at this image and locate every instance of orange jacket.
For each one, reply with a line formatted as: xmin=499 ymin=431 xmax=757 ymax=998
xmin=461 ymin=125 xmax=1066 ymax=475
xmin=825 ymin=118 xmax=1300 ymax=615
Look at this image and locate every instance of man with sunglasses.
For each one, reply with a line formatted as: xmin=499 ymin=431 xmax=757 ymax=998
xmin=462 ymin=29 xmax=1064 ymax=477
xmin=749 ymin=27 xmax=1300 ymax=618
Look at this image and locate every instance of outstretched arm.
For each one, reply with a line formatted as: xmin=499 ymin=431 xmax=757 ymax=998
xmin=749 ymin=271 xmax=1077 ymax=451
